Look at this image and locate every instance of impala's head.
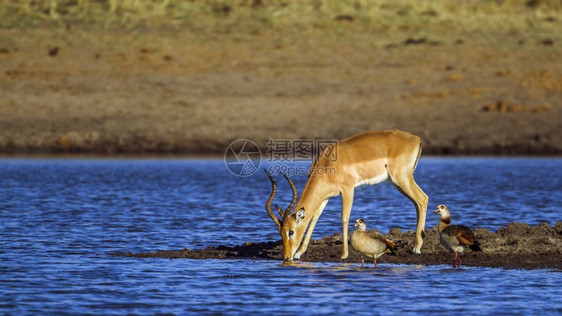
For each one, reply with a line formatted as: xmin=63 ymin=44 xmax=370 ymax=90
xmin=280 ymin=207 xmax=308 ymax=261
xmin=434 ymin=204 xmax=450 ymax=217
xmin=264 ymin=170 xmax=307 ymax=262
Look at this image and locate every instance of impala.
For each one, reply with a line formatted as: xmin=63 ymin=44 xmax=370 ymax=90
xmin=265 ymin=130 xmax=428 ymax=261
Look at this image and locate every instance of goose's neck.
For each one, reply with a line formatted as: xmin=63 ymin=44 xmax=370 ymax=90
xmin=438 ymin=216 xmax=451 ymax=232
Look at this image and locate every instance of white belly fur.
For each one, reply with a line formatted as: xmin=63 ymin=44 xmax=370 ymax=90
xmin=354 ymin=172 xmax=388 ymax=188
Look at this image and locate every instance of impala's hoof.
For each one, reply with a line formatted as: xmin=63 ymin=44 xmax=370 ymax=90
xmin=340 ymin=254 xmax=349 ymax=260
xmin=413 ymin=248 xmax=422 ymax=254
xmin=294 ymin=253 xmax=302 ymax=259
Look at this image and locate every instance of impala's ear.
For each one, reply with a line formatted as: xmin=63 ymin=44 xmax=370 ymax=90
xmin=295 ymin=208 xmax=305 ymax=223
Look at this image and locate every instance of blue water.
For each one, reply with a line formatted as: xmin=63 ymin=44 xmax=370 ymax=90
xmin=1 ymin=158 xmax=561 ymax=314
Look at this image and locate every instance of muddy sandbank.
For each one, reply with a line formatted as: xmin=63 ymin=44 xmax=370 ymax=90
xmin=114 ymin=222 xmax=562 ymax=270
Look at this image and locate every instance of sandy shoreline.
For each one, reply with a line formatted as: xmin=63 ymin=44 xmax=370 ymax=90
xmin=114 ymin=222 xmax=562 ymax=270
xmin=1 ymin=23 xmax=561 ymax=157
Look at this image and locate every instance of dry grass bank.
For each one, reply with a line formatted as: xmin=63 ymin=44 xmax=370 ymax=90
xmin=0 ymin=1 xmax=561 ymax=155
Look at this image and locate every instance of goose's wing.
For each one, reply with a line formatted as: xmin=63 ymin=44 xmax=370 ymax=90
xmin=366 ymin=229 xmax=386 ymax=243
xmin=449 ymin=225 xmax=477 ymax=246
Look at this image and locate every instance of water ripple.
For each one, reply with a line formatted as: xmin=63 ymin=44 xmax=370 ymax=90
xmin=0 ymin=158 xmax=561 ymax=314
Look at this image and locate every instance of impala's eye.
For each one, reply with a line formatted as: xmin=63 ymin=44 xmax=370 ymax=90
xmin=288 ymin=230 xmax=294 ymax=237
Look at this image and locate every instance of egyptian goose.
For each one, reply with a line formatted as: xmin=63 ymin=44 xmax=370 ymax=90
xmin=434 ymin=204 xmax=482 ymax=268
xmin=350 ymin=218 xmax=396 ymax=268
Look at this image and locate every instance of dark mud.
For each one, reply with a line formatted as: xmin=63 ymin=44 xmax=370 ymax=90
xmin=114 ymin=222 xmax=562 ymax=270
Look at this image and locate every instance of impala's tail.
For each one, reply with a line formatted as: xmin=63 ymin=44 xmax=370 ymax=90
xmin=412 ymin=141 xmax=422 ymax=172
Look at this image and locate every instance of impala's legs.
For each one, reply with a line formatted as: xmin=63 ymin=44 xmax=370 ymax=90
xmin=294 ymin=199 xmax=328 ymax=259
xmin=340 ymin=186 xmax=355 ymax=259
xmin=388 ymin=173 xmax=428 ymax=254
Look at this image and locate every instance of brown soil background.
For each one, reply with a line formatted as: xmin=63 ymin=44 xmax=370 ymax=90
xmin=1 ymin=2 xmax=561 ymax=155
xmin=116 ymin=222 xmax=562 ymax=270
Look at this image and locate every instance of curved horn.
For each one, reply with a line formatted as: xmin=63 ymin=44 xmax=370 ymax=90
xmin=274 ymin=203 xmax=284 ymax=217
xmin=264 ymin=169 xmax=282 ymax=231
xmin=280 ymin=172 xmax=298 ymax=215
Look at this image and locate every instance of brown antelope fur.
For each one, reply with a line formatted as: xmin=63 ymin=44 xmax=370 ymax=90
xmin=265 ymin=130 xmax=428 ymax=262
